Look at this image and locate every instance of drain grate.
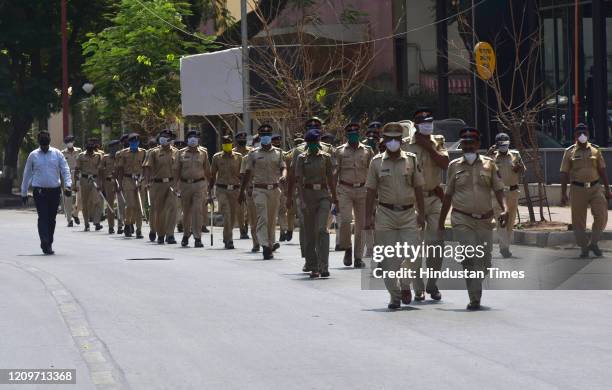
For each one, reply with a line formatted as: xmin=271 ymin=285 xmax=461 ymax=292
xmin=125 ymin=257 xmax=174 ymax=261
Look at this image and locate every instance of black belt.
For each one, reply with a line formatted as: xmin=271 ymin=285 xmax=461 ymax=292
xmin=217 ymin=184 xmax=239 ymax=190
xmin=339 ymin=180 xmax=365 ymax=188
xmin=572 ymin=180 xmax=599 ymax=188
xmin=81 ymin=174 xmax=97 ymax=179
xmin=304 ymin=183 xmax=328 ymax=190
xmin=507 ymin=184 xmax=519 ymax=191
xmin=453 ymin=208 xmax=494 ymax=220
xmin=254 ymin=183 xmax=278 ymax=189
xmin=153 ymin=177 xmax=173 ymax=183
xmin=379 ymin=202 xmax=414 ymax=211
xmin=181 ymin=177 xmax=205 ymax=184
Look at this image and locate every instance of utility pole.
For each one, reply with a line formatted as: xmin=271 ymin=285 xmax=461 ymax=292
xmin=436 ymin=0 xmax=449 ymax=118
xmin=241 ymin=0 xmax=251 ymax=135
xmin=471 ymin=0 xmax=478 ymax=129
xmin=61 ymin=0 xmax=69 ymax=138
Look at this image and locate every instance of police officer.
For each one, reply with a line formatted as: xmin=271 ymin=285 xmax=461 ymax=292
xmin=273 ymin=134 xmax=290 ymax=241
xmin=173 ymin=139 xmax=187 ymax=233
xmin=402 ymin=113 xmax=449 ymax=301
xmin=176 ymin=130 xmax=210 ymax=248
xmin=144 ymin=129 xmax=178 ymax=244
xmin=281 ymin=135 xmax=303 ymax=242
xmin=100 ymin=140 xmax=122 ymax=234
xmin=239 ymin=124 xmax=287 ymax=259
xmin=365 ymin=123 xmax=425 ymax=309
xmin=438 ymin=127 xmax=507 ymax=310
xmin=115 ymin=134 xmax=130 ymax=234
xmin=487 ymin=132 xmax=526 ymax=258
xmin=295 ymin=129 xmax=337 ymax=278
xmin=560 ymin=123 xmax=611 ymax=257
xmin=336 ymin=122 xmax=374 ymax=268
xmin=61 ymin=135 xmax=82 ymax=226
xmin=234 ymin=131 xmax=256 ymax=244
xmin=209 ymin=134 xmax=243 ymax=249
xmin=115 ymin=133 xmax=146 ymax=239
xmin=74 ymin=138 xmax=103 ymax=232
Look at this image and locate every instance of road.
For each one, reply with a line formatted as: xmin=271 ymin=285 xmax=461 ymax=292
xmin=1 ymin=208 xmax=612 ymax=390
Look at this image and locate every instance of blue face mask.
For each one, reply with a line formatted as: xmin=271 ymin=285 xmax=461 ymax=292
xmin=260 ymin=136 xmax=272 ymax=145
xmin=129 ymin=140 xmax=139 ymax=151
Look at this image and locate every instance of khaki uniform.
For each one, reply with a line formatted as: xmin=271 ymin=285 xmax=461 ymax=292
xmin=234 ymin=145 xmax=257 ymax=245
xmin=492 ymin=150 xmax=526 ymax=250
xmin=177 ymin=146 xmax=210 ymax=240
xmin=116 ymin=148 xmax=147 ymax=229
xmin=144 ymin=145 xmax=178 ymax=237
xmin=366 ymin=151 xmax=425 ymax=304
xmin=211 ymin=151 xmax=243 ymax=243
xmin=560 ymin=143 xmax=608 ymax=248
xmin=243 ymin=146 xmax=286 ymax=248
xmin=100 ymin=153 xmax=120 ymax=230
xmin=336 ymin=143 xmax=374 ymax=259
xmin=403 ymin=134 xmax=447 ymax=293
xmin=296 ymin=149 xmax=334 ymax=273
xmin=62 ymin=147 xmax=82 ymax=222
xmin=75 ymin=152 xmax=103 ymax=225
xmin=446 ymin=155 xmax=505 ymax=303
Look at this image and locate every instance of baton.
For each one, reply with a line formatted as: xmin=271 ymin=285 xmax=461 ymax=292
xmin=134 ymin=177 xmax=147 ymax=222
xmin=210 ymin=200 xmax=214 ymax=246
xmin=114 ymin=178 xmax=127 ymax=205
xmin=90 ymin=178 xmax=115 ymax=216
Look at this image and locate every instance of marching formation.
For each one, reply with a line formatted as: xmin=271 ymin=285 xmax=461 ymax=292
xmin=21 ymin=112 xmax=611 ymax=311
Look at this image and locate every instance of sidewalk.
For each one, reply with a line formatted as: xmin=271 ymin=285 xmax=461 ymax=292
xmin=516 ymin=205 xmax=612 ymax=230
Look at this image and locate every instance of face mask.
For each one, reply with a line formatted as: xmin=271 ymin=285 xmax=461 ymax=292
xmin=464 ymin=152 xmax=477 ymax=164
xmin=187 ymin=137 xmax=199 ymax=147
xmin=66 ymin=142 xmax=74 ymax=148
xmin=497 ymin=145 xmax=509 ymax=153
xmin=418 ymin=123 xmax=434 ymax=135
xmin=307 ymin=142 xmax=319 ymax=152
xmin=129 ymin=140 xmax=139 ymax=151
xmin=385 ymin=139 xmax=401 ymax=152
xmin=578 ymin=134 xmax=588 ymax=144
xmin=260 ymin=136 xmax=272 ymax=145
xmin=222 ymin=143 xmax=233 ymax=153
xmin=347 ymin=133 xmax=360 ymax=144
xmin=159 ymin=137 xmax=169 ymax=146
xmin=237 ymin=140 xmax=247 ymax=147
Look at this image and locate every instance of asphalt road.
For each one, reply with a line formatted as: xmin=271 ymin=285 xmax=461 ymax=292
xmin=1 ymin=208 xmax=612 ymax=390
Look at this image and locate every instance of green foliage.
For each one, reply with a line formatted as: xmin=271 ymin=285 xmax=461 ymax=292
xmin=340 ymin=6 xmax=368 ymax=25
xmin=82 ymin=0 xmax=216 ymax=134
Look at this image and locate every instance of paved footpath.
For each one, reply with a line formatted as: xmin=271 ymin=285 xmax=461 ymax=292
xmin=1 ymin=208 xmax=612 ymax=390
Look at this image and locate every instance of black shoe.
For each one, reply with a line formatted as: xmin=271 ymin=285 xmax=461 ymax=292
xmin=202 ymin=226 xmax=210 ymax=233
xmin=117 ymin=227 xmax=124 ymax=234
xmin=149 ymin=231 xmax=156 ymax=242
xmin=95 ymin=223 xmax=103 ymax=231
xmin=320 ymin=271 xmax=330 ymax=278
xmin=466 ymin=301 xmax=481 ymax=311
xmin=414 ymin=291 xmax=425 ymax=302
xmin=279 ymin=231 xmax=286 ymax=242
xmin=589 ymin=243 xmax=603 ymax=257
xmin=124 ymin=226 xmax=131 ymax=237
xmin=157 ymin=235 xmax=165 ymax=244
xmin=580 ymin=247 xmax=590 ymax=258
xmin=302 ymin=263 xmax=311 ymax=273
xmin=427 ymin=288 xmax=442 ymax=301
xmin=285 ymin=230 xmax=293 ymax=242
xmin=194 ymin=239 xmax=203 ymax=248
xmin=225 ymin=241 xmax=235 ymax=249
xmin=177 ymin=223 xmax=183 ymax=233
xmin=109 ymin=227 xmax=115 ymax=234
xmin=343 ymin=249 xmax=352 ymax=266
xmin=272 ymin=242 xmax=280 ymax=252
xmin=309 ymin=271 xmax=320 ymax=279
xmin=41 ymin=242 xmax=54 ymax=255
xmin=401 ymin=290 xmax=412 ymax=305
xmin=388 ymin=301 xmax=401 ymax=310
xmin=354 ymin=259 xmax=364 ymax=269
xmin=73 ymin=216 xmax=80 ymax=225
xmin=181 ymin=235 xmax=190 ymax=247
xmin=84 ymin=224 xmax=90 ymax=232
xmin=251 ymin=245 xmax=260 ymax=253
xmin=500 ymin=248 xmax=512 ymax=258
xmin=262 ymin=246 xmax=273 ymax=259
xmin=136 ymin=229 xmax=143 ymax=239
xmin=335 ymin=244 xmax=342 ymax=251
xmin=68 ymin=221 xmax=73 ymax=227
xmin=240 ymin=232 xmax=249 ymax=239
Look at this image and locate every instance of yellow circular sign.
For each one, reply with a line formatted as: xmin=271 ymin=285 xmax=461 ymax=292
xmin=474 ymin=42 xmax=496 ymax=80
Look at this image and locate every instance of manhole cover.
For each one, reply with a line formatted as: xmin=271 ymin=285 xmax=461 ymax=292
xmin=125 ymin=258 xmax=174 ymax=261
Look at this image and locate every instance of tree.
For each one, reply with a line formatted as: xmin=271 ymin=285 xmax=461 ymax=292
xmin=82 ymin=0 xmax=216 ymax=136
xmin=0 ymin=0 xmax=113 ymax=194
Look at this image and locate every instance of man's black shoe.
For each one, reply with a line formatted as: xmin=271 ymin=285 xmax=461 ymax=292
xmin=240 ymin=232 xmax=249 ymax=239
xmin=202 ymin=226 xmax=210 ymax=233
xmin=68 ymin=221 xmax=73 ymax=227
xmin=136 ymin=229 xmax=143 ymax=239
xmin=41 ymin=243 xmax=54 ymax=255
xmin=166 ymin=236 xmax=177 ymax=244
xmin=414 ymin=291 xmax=425 ymax=302
xmin=157 ymin=235 xmax=165 ymax=244
xmin=124 ymin=226 xmax=131 ymax=237
xmin=177 ymin=223 xmax=183 ymax=233
xmin=194 ymin=239 xmax=203 ymax=248
xmin=84 ymin=224 xmax=90 ymax=232
xmin=320 ymin=271 xmax=330 ymax=278
xmin=354 ymin=259 xmax=364 ymax=268
xmin=590 ymin=244 xmax=603 ymax=257
xmin=272 ymin=242 xmax=280 ymax=252
xmin=466 ymin=301 xmax=481 ymax=311
xmin=302 ymin=263 xmax=310 ymax=273
xmin=285 ymin=230 xmax=293 ymax=242
xmin=335 ymin=244 xmax=342 ymax=251
xmin=225 ymin=241 xmax=235 ymax=249
xmin=95 ymin=223 xmax=103 ymax=231
xmin=388 ymin=301 xmax=401 ymax=310
xmin=279 ymin=231 xmax=286 ymax=242
xmin=109 ymin=227 xmax=115 ymax=234
xmin=427 ymin=288 xmax=442 ymax=301
xmin=181 ymin=235 xmax=190 ymax=247
xmin=73 ymin=216 xmax=80 ymax=225
xmin=343 ymin=249 xmax=352 ymax=266
xmin=500 ymin=248 xmax=512 ymax=258
xmin=262 ymin=246 xmax=273 ymax=259
xmin=580 ymin=247 xmax=590 ymax=258
xmin=117 ymin=227 xmax=124 ymax=234
xmin=149 ymin=231 xmax=156 ymax=242
xmin=251 ymin=245 xmax=260 ymax=253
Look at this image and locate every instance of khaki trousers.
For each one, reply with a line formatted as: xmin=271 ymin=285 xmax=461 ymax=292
xmin=201 ymin=182 xmax=209 ymax=229
xmin=116 ymin=185 xmax=125 ymax=229
xmin=80 ymin=179 xmax=100 ymax=225
xmin=103 ymin=179 xmax=117 ymax=229
xmin=122 ymin=177 xmax=143 ymax=229
xmin=181 ymin=181 xmax=205 ymax=239
xmin=253 ymin=187 xmax=280 ymax=247
xmin=494 ymin=189 xmax=519 ymax=250
xmin=148 ymin=185 xmax=158 ymax=233
xmin=338 ymin=184 xmax=367 ymax=259
xmin=570 ymin=184 xmax=609 ymax=248
xmin=302 ymin=190 xmax=331 ymax=273
xmin=152 ymin=182 xmax=177 ymax=236
xmin=247 ymin=193 xmax=259 ymax=246
xmin=278 ymin=192 xmax=288 ymax=231
xmin=217 ymin=187 xmax=240 ymax=243
xmin=412 ymin=196 xmax=443 ymax=293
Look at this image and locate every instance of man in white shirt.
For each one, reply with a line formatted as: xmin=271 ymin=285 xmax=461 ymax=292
xmin=21 ymin=131 xmax=72 ymax=254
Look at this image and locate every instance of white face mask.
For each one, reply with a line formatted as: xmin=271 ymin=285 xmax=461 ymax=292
xmin=578 ymin=134 xmax=588 ymax=144
xmin=464 ymin=152 xmax=478 ymax=164
xmin=497 ymin=144 xmax=509 ymax=153
xmin=418 ymin=123 xmax=434 ymax=135
xmin=187 ymin=137 xmax=199 ymax=147
xmin=386 ymin=139 xmax=401 ymax=152
xmin=159 ymin=137 xmax=169 ymax=146
xmin=66 ymin=142 xmax=74 ymax=148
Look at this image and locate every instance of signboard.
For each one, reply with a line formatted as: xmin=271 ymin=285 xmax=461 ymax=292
xmin=474 ymin=42 xmax=496 ymax=80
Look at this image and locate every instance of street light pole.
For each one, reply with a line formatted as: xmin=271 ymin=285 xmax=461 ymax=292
xmin=241 ymin=0 xmax=251 ymax=135
xmin=61 ymin=0 xmax=69 ymax=139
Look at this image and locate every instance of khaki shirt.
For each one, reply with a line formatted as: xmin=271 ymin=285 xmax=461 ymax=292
xmin=76 ymin=152 xmax=102 ymax=177
xmin=402 ymin=134 xmax=447 ymax=191
xmin=100 ymin=154 xmax=117 ymax=179
xmin=177 ymin=146 xmax=210 ymax=181
xmin=295 ymin=149 xmax=333 ymax=185
xmin=446 ymin=155 xmax=505 ymax=214
xmin=233 ymin=145 xmax=251 ymax=156
xmin=242 ymin=146 xmax=285 ymax=184
xmin=366 ymin=151 xmax=425 ymax=205
xmin=143 ymin=145 xmax=178 ymax=179
xmin=116 ymin=148 xmax=146 ymax=176
xmin=288 ymin=142 xmax=336 ymax=174
xmin=560 ymin=143 xmax=605 ymax=183
xmin=211 ymin=151 xmax=242 ymax=186
xmin=62 ymin=147 xmax=82 ymax=172
xmin=336 ymin=143 xmax=374 ymax=184
xmin=493 ymin=150 xmax=525 ymax=187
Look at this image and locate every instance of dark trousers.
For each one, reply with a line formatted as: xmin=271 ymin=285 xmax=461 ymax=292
xmin=33 ymin=187 xmax=61 ymax=246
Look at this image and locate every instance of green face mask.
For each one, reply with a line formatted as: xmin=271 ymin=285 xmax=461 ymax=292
xmin=307 ymin=142 xmax=319 ymax=152
xmin=347 ymin=133 xmax=360 ymax=144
